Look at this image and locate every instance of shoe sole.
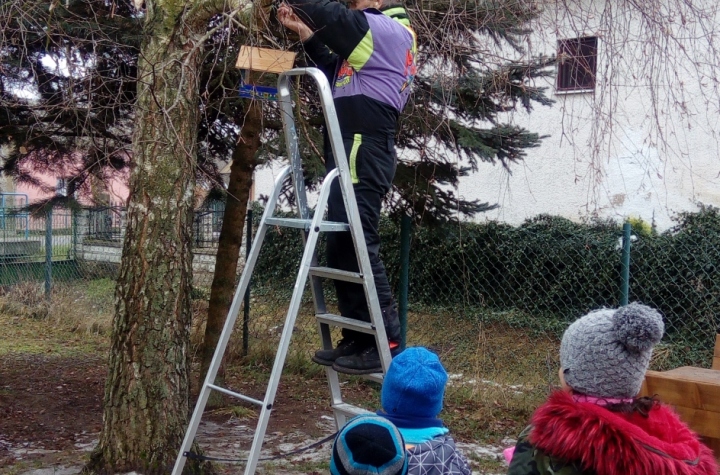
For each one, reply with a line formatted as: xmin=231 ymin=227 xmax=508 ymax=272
xmin=326 ymin=348 xmax=402 ymax=374
xmin=331 ymin=362 xmax=382 ymax=375
xmin=311 ymin=355 xmax=335 ymax=366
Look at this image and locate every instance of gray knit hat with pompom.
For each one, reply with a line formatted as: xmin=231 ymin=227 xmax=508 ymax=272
xmin=560 ymin=302 xmax=664 ymax=398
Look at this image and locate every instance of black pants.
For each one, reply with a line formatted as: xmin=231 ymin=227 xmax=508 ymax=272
xmin=325 ymin=133 xmax=401 ymax=345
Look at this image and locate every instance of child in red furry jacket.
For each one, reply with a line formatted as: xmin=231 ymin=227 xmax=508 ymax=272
xmin=506 ymin=302 xmax=718 ymax=475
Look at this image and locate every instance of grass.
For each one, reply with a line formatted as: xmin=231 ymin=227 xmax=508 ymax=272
xmin=0 ymin=449 xmax=94 ymax=475
xmin=401 ymin=307 xmax=557 ymax=443
xmin=466 ymin=452 xmax=508 ymax=474
xmin=208 ymin=405 xmax=257 ymax=420
xmin=260 ymin=459 xmax=330 ymax=474
xmin=0 ymin=281 xmax=112 ymax=356
xmin=282 ymin=459 xmax=329 ymax=473
xmin=34 ymin=243 xmax=74 ymax=260
xmin=0 ymin=459 xmax=44 ymax=475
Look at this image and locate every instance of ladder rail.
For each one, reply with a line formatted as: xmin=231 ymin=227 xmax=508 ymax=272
xmin=277 ymin=70 xmax=328 ymax=316
xmin=278 ymin=73 xmax=311 ymax=221
xmin=279 ymin=69 xmax=392 ymax=431
xmin=171 ymin=166 xmax=292 ymax=475
xmin=278 ymin=68 xmax=392 ymax=373
xmin=243 ymin=168 xmax=340 ymax=475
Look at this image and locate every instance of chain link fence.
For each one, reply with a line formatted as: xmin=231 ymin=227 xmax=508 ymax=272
xmin=213 ymin=201 xmax=720 ymax=438
xmin=245 ymin=204 xmax=719 ymax=364
xmin=2 ymin=202 xmax=718 ymax=369
xmin=397 ymin=208 xmax=720 ymax=370
xmin=1 ymin=199 xmax=718 ymax=451
xmin=0 ymin=207 xmax=79 ymax=287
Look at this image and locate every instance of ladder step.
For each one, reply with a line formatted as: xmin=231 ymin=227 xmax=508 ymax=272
xmin=309 ymin=266 xmax=364 ymax=283
xmin=328 ymin=366 xmax=384 ymax=383
xmin=332 ymin=402 xmax=373 ymax=419
xmin=316 ymin=313 xmax=376 ymax=334
xmin=207 ymin=384 xmax=264 ymax=406
xmin=265 ymin=217 xmax=350 ymax=232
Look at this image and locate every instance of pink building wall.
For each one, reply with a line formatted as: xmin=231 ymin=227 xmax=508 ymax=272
xmin=12 ymin=168 xmax=129 ymax=207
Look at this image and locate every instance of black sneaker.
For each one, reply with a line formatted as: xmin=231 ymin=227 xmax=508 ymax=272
xmin=332 ymin=344 xmax=402 ymax=375
xmin=312 ymin=338 xmax=362 ymax=366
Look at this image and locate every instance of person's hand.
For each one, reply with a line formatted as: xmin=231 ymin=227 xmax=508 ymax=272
xmin=278 ymin=3 xmax=314 ymax=41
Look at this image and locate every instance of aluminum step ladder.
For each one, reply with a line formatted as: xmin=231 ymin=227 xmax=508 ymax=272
xmin=172 ymin=67 xmax=393 ymax=475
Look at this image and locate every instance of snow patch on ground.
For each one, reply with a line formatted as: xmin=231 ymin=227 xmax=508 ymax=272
xmin=18 ymin=438 xmax=511 ymax=475
xmin=16 ymin=411 xmax=515 ymax=475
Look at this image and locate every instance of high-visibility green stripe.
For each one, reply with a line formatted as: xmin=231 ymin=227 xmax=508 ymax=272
xmin=382 ymin=7 xmax=406 ymax=17
xmin=384 ymin=7 xmax=411 ymax=27
xmin=348 ymin=30 xmax=373 ymax=71
xmin=349 ymin=134 xmax=362 ymax=184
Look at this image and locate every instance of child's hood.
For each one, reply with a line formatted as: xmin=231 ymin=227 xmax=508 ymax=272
xmin=405 ymin=435 xmax=471 ymax=475
xmin=528 ymin=391 xmax=717 ymax=475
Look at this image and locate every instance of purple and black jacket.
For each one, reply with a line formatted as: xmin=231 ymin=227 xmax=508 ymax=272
xmin=286 ymin=0 xmax=417 ymax=137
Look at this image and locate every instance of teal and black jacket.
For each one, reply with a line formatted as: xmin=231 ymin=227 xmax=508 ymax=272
xmin=286 ymin=0 xmax=417 ymax=137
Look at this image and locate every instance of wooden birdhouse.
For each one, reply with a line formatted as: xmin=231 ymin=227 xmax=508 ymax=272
xmin=236 ymin=46 xmax=296 ymax=74
xmin=236 ymin=46 xmax=297 ymax=101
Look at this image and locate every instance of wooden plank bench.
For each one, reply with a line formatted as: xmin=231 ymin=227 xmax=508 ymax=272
xmin=640 ymin=334 xmax=720 ymax=459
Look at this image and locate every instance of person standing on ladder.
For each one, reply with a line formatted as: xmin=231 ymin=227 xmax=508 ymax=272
xmin=278 ymin=0 xmax=416 ymax=374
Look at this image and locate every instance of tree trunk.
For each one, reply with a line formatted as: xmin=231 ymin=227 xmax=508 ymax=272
xmin=86 ymin=5 xmax=206 ymax=473
xmin=200 ymin=99 xmax=261 ymax=393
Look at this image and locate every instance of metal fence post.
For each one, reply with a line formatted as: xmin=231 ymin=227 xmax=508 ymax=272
xmin=399 ymin=214 xmax=411 ymax=350
xmin=620 ymin=222 xmax=632 ymax=306
xmin=71 ymin=207 xmax=78 ymax=260
xmin=44 ymin=207 xmax=53 ymax=298
xmin=243 ymin=208 xmax=252 ymax=356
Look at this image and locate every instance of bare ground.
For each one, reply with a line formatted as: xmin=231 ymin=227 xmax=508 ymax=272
xmin=0 ymin=351 xmax=373 ymax=474
xmin=0 ymin=350 xmax=515 ymax=475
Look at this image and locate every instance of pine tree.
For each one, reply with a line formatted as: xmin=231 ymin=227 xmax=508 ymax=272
xmin=285 ymin=0 xmax=555 ymax=224
xmin=0 ymin=0 xmax=139 ymax=202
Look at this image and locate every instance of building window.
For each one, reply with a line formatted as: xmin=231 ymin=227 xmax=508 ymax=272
xmin=556 ymin=36 xmax=597 ymax=92
xmin=56 ymin=178 xmax=68 ymax=197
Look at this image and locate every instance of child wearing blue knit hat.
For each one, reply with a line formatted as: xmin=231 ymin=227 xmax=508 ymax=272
xmin=378 ymin=347 xmax=471 ymax=475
